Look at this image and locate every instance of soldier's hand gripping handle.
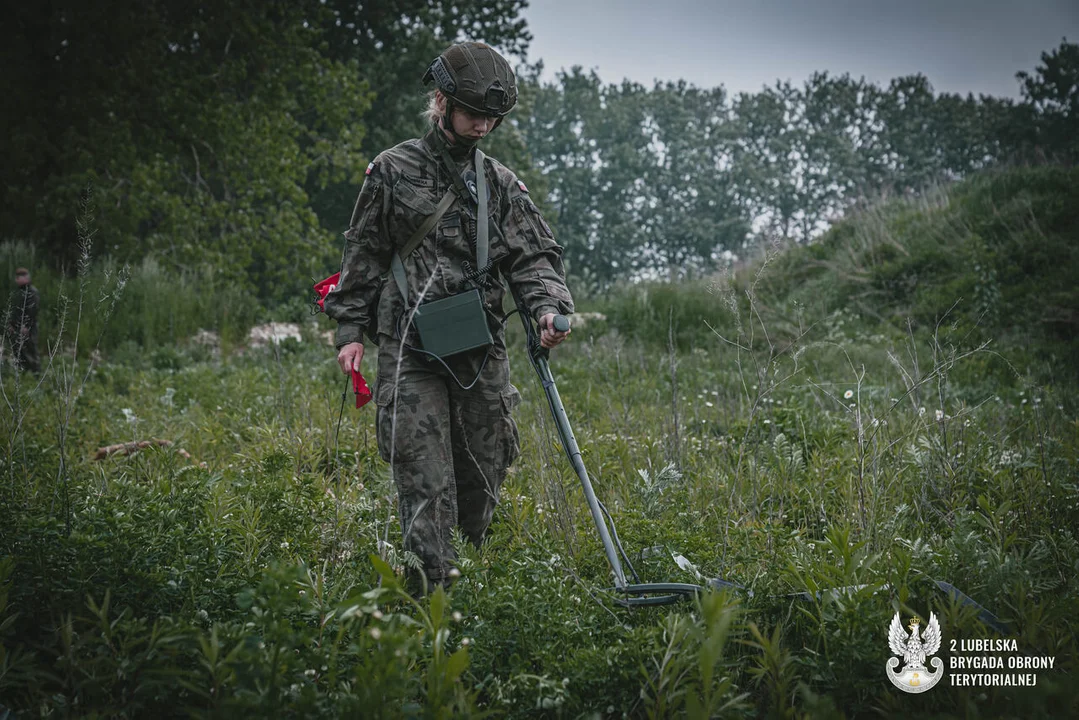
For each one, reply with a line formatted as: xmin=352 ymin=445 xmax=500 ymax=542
xmin=539 ymin=314 xmax=571 ymax=349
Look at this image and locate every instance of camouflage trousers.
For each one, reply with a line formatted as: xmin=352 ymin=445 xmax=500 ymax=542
xmin=374 ymin=334 xmax=521 ymax=587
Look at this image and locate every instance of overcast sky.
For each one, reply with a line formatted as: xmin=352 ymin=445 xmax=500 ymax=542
xmin=519 ymin=0 xmax=1078 ymax=99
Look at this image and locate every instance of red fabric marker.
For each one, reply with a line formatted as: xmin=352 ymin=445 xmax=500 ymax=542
xmin=313 ymin=272 xmax=339 ymax=313
xmin=351 ymin=367 xmax=372 ymax=408
xmin=314 ymin=273 xmax=372 ymax=409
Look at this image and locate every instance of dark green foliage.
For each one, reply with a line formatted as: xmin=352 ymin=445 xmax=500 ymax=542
xmin=1014 ymin=39 xmax=1079 ymax=163
xmin=2 ymin=1 xmax=373 ymax=304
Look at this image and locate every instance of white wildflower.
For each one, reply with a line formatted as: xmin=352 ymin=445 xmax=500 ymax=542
xmin=935 ymin=409 xmax=944 ymax=421
xmin=843 ymin=390 xmax=854 ymax=400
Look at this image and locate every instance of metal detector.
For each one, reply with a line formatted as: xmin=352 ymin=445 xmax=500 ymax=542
xmin=511 ymin=300 xmax=1010 ymax=624
xmin=512 ymin=301 xmax=733 ymax=606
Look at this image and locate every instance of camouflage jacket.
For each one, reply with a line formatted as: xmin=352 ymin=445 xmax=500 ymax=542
xmin=324 ymin=125 xmax=574 ymax=348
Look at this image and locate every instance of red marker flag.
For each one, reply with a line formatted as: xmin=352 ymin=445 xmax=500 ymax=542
xmin=314 ymin=273 xmax=372 ymax=409
xmin=351 ymin=367 xmax=372 ymax=408
xmin=313 ymin=272 xmax=339 ymax=312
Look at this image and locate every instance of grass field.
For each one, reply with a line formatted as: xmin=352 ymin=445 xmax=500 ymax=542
xmin=2 ymin=167 xmax=1077 ymax=717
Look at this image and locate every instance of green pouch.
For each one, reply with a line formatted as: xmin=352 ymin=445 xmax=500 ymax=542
xmin=413 ymin=288 xmax=493 ymax=358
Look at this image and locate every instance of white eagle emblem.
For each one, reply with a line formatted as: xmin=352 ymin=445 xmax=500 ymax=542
xmin=885 ymin=612 xmax=944 ymax=693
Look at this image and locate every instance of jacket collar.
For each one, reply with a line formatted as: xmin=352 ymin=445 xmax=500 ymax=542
xmin=422 ymin=122 xmax=475 ymax=163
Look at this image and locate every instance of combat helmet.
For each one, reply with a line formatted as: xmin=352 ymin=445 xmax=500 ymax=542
xmin=423 ymin=42 xmax=517 ymax=141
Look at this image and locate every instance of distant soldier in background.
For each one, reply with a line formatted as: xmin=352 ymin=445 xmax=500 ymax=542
xmin=6 ymin=268 xmax=40 ymax=373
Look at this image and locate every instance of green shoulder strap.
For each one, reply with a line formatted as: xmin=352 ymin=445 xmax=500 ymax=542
xmin=402 ymin=188 xmax=456 ymax=259
xmin=476 ymin=148 xmax=489 ymax=271
xmin=391 ymin=148 xmax=489 ymax=304
xmin=390 ymin=187 xmax=454 ymax=303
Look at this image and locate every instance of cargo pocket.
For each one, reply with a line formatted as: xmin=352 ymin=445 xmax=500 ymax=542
xmin=499 ymin=384 xmax=522 ymax=468
xmin=374 ymin=378 xmax=396 ymax=464
xmin=395 ymin=176 xmax=437 ymax=213
xmin=393 ymin=176 xmax=439 ymax=245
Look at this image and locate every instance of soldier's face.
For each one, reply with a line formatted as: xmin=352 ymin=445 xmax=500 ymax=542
xmin=436 ymin=92 xmax=495 ymax=142
xmin=15 ymin=275 xmax=29 ymax=287
xmin=450 ymin=107 xmax=495 ymax=140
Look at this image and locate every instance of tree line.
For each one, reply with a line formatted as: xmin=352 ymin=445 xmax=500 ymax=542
xmin=520 ymin=42 xmax=1077 ymax=288
xmin=3 ymin=1 xmax=1075 ymax=301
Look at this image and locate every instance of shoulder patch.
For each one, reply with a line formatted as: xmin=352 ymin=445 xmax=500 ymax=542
xmin=365 ymin=161 xmax=376 ymax=176
xmin=517 ymin=179 xmax=529 ymax=194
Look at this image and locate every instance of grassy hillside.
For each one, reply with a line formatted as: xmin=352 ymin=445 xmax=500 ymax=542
xmin=602 ymin=166 xmax=1079 ymax=387
xmin=1 ymin=167 xmax=1077 ymax=717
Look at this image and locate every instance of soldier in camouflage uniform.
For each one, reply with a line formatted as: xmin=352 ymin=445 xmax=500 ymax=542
xmin=324 ymin=42 xmax=574 ymax=590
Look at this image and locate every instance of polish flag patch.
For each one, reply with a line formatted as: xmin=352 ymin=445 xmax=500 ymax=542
xmin=365 ymin=162 xmax=375 ymax=175
xmin=517 ymin=179 xmax=529 ymax=193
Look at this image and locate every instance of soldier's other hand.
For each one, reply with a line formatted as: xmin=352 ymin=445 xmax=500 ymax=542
xmin=19 ymin=326 xmax=29 ymax=337
xmin=538 ymin=314 xmax=570 ymax=349
xmin=337 ymin=342 xmax=364 ymax=373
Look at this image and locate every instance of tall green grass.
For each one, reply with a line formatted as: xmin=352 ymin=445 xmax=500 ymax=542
xmin=1 ymin=243 xmax=263 ymax=356
xmin=2 ymin=166 xmax=1077 ymax=717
